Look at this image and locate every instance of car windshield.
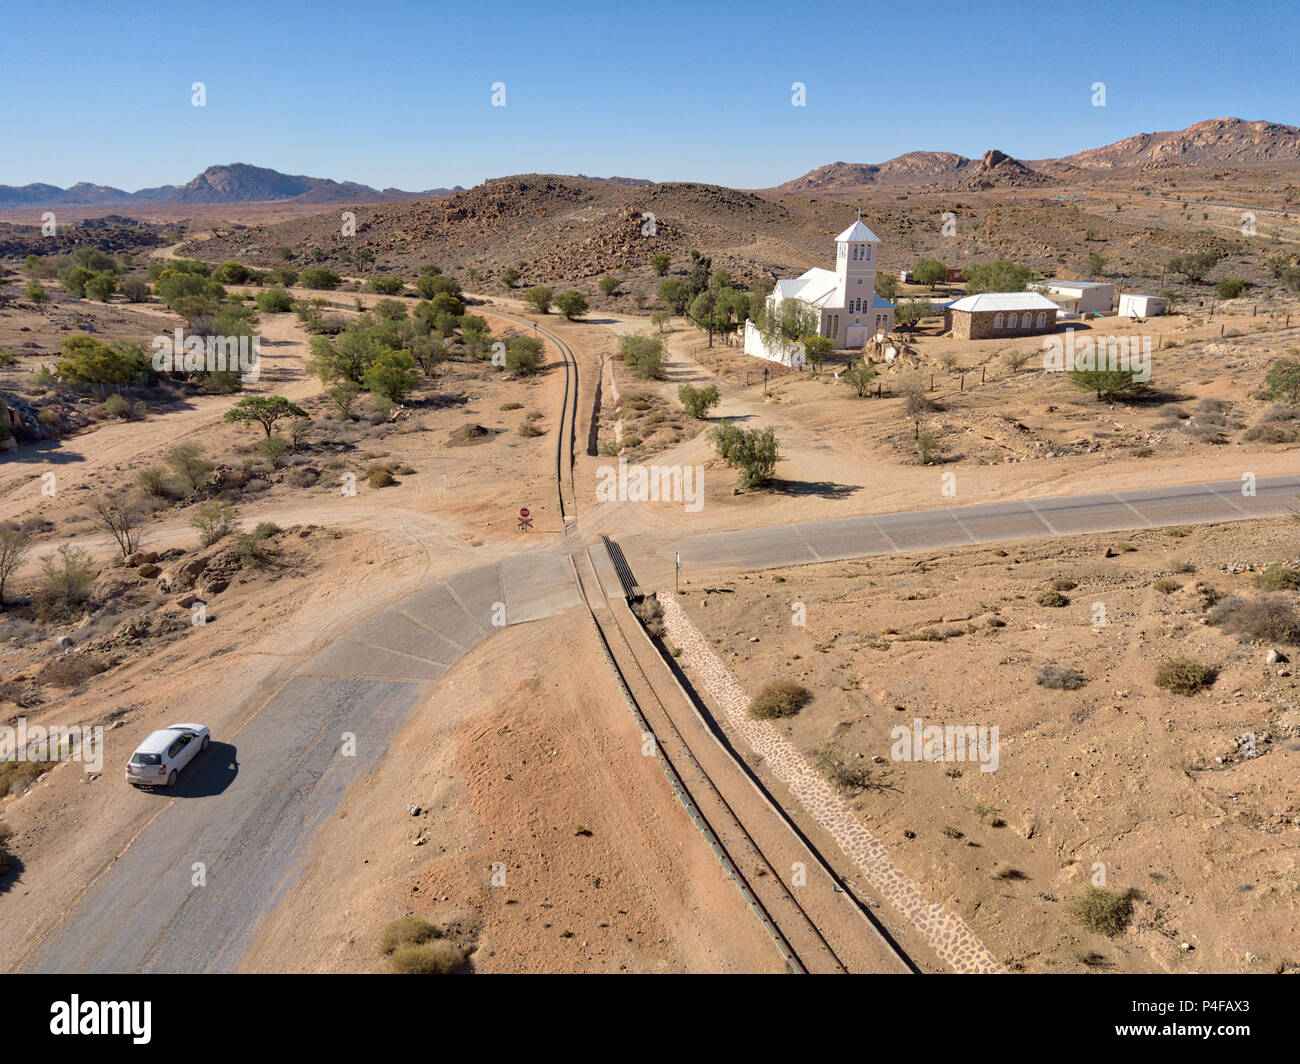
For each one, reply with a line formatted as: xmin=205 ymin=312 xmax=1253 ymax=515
xmin=131 ymin=752 xmax=162 ymax=766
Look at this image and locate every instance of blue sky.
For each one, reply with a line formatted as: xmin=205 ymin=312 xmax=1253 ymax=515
xmin=2 ymin=0 xmax=1297 ymax=191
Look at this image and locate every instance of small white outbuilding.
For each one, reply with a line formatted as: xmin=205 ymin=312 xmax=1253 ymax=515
xmin=1117 ymin=293 xmax=1167 ymax=318
xmin=1044 ymin=279 xmax=1114 ymax=315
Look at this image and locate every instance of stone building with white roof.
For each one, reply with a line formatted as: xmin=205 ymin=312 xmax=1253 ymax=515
xmin=744 ymin=215 xmax=895 ymax=363
xmin=943 ymin=291 xmax=1060 ymax=340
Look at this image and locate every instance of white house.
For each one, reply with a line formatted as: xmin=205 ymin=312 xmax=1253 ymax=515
xmin=744 ymin=216 xmax=895 ymax=364
xmin=1043 ymin=279 xmax=1114 ymax=315
xmin=1118 ymin=293 xmax=1166 ymax=318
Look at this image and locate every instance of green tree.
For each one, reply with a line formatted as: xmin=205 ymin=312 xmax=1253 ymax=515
xmin=84 ymin=271 xmax=118 ymax=302
xmin=798 ymin=334 xmax=833 ymax=373
xmin=1087 ymin=251 xmax=1107 ymax=278
xmin=298 ymin=267 xmax=342 ymax=290
xmin=618 ymin=335 xmax=666 ymax=380
xmin=505 ymin=336 xmax=545 ymax=376
xmin=191 ymin=501 xmax=240 ymax=547
xmin=256 ymin=287 xmax=293 ymax=312
xmin=598 ymin=275 xmax=621 ymax=297
xmin=964 ymin=260 xmax=1035 ymax=294
xmin=223 ymin=395 xmax=309 ymax=437
xmin=710 ymin=421 xmax=780 ymax=490
xmin=1214 ymin=278 xmax=1249 ymax=299
xmin=658 ymin=279 xmax=691 ymax=314
xmin=25 ymin=280 xmax=47 ymax=305
xmin=362 ymin=350 xmax=420 ymax=401
xmin=1068 ymin=368 xmax=1150 ymax=402
xmin=894 ymin=299 xmax=931 ymax=330
xmin=502 ymin=267 xmax=521 ymax=288
xmin=212 ymin=261 xmax=251 ymax=284
xmin=875 ymin=273 xmax=899 ymax=302
xmin=0 ymin=528 xmax=30 ymax=610
xmin=677 ymin=383 xmax=720 ymax=419
xmin=166 ymin=443 xmax=214 ymax=497
xmin=119 ymin=276 xmax=149 ymax=302
xmin=650 ymin=254 xmax=671 ymax=276
xmin=843 ymin=361 xmax=878 ymax=396
xmin=1263 ymin=355 xmax=1300 ymax=405
xmin=912 ymin=259 xmax=948 ymax=290
xmin=650 ymin=310 xmax=670 ymax=333
xmin=523 ymin=286 xmax=553 ymax=314
xmin=367 ymin=275 xmax=404 ymax=295
xmin=1167 ymin=250 xmax=1223 ymax=283
xmin=556 ymin=290 xmax=589 ymax=319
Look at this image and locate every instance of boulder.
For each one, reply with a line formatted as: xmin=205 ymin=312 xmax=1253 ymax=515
xmin=158 ymin=556 xmax=209 ymax=593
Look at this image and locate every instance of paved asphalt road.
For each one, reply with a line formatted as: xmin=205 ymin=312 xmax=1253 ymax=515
xmin=628 ymin=474 xmax=1300 ymax=580
xmin=22 ymin=553 xmax=579 ymax=973
xmin=20 ymin=473 xmax=1297 ymax=971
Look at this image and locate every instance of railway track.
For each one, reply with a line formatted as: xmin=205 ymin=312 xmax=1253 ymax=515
xmin=496 ymin=302 xmax=915 ymax=973
xmin=479 ymin=307 xmax=579 ymax=531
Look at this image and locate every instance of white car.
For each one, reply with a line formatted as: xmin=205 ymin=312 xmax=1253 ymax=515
xmin=125 ymin=724 xmax=211 ymax=787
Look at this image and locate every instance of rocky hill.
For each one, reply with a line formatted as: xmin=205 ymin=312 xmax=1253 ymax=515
xmin=1038 ymin=117 xmax=1300 ymax=170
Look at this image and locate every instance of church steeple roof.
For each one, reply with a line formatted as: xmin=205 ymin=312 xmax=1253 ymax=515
xmin=835 ymin=215 xmax=880 ymax=243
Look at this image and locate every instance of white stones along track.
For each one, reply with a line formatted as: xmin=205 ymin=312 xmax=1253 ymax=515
xmin=657 ymin=592 xmax=1005 ymax=975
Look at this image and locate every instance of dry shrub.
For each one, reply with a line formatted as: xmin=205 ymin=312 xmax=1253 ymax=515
xmin=1037 ymin=590 xmax=1070 ymax=607
xmin=1069 ymin=886 xmax=1134 ymax=937
xmin=379 ymin=915 xmax=441 ymax=953
xmin=389 ymin=940 xmax=469 ymax=974
xmin=1154 ymin=657 xmax=1218 ymax=695
xmin=1208 ymin=594 xmax=1300 ymax=644
xmin=631 ymin=597 xmax=664 ymax=638
xmin=1037 ymin=665 xmax=1087 ymax=690
xmin=366 ymin=466 xmax=395 ymax=488
xmin=1253 ymin=565 xmax=1300 ymax=591
xmin=36 ymin=654 xmax=108 ymax=688
xmin=748 ymin=679 xmax=811 ymax=719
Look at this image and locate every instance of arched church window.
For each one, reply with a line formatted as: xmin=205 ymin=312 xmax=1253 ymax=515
xmin=1037 ymin=312 xmax=1046 ymax=327
xmin=1007 ymin=313 xmax=1018 ymax=329
xmin=993 ymin=313 xmax=1003 ymax=329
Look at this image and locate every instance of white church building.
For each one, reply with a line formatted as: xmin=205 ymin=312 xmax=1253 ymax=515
xmin=744 ymin=216 xmax=895 ymax=365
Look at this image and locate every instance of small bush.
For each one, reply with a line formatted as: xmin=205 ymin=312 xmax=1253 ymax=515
xmin=748 ymin=679 xmax=810 ymax=719
xmin=103 ymin=394 xmax=130 ymax=419
xmin=631 ymin=597 xmax=664 ymax=638
xmin=1254 ymin=564 xmax=1300 ymax=591
xmin=37 ymin=654 xmax=109 ymax=688
xmin=1154 ymin=657 xmax=1218 ymax=695
xmin=389 ymin=941 xmax=469 ymax=974
xmin=517 ymin=421 xmax=544 ymax=437
xmin=380 ymin=915 xmax=441 ymax=953
xmin=1153 ymin=577 xmax=1181 ymax=594
xmin=367 ymin=466 xmax=396 ymax=488
xmin=1051 ymin=577 xmax=1078 ymax=591
xmin=1208 ymin=594 xmax=1300 ymax=644
xmin=191 ymin=501 xmax=240 ymax=547
xmin=1037 ymin=590 xmax=1070 ymax=607
xmin=814 ymin=746 xmax=872 ymax=793
xmin=1037 ymin=665 xmax=1087 ymax=690
xmin=1069 ymin=886 xmax=1133 ymax=937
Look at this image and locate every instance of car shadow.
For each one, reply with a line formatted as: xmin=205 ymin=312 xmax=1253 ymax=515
xmin=146 ymin=742 xmax=239 ymax=798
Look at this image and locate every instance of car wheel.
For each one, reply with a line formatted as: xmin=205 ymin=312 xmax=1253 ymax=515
xmin=167 ymin=770 xmax=177 ymax=787
xmin=200 ymin=735 xmax=209 ymax=751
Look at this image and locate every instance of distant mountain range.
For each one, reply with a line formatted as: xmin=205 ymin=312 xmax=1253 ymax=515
xmin=6 ymin=118 xmax=1298 ymax=212
xmin=777 ymin=117 xmax=1300 ymax=192
xmin=0 ymin=163 xmax=464 ymax=210
xmin=0 ymin=163 xmax=660 ymax=211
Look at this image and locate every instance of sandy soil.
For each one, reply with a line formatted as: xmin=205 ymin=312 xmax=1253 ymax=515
xmin=665 ymin=516 xmax=1300 ymax=973
xmin=239 ymin=612 xmax=782 ymax=973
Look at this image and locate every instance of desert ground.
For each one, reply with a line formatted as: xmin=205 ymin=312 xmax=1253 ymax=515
xmin=3 ymin=140 xmax=1299 ymax=973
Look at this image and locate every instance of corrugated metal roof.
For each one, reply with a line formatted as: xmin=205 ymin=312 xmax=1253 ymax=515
xmin=835 ymin=219 xmax=880 ymax=243
xmin=947 ymin=292 xmax=1060 ymax=313
xmin=1044 ymin=279 xmax=1114 ymax=290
